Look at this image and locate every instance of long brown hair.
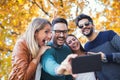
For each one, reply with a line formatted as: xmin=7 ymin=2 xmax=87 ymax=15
xmin=65 ymin=34 xmax=86 ymax=53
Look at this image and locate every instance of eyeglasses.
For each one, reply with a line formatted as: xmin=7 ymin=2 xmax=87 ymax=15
xmin=78 ymin=22 xmax=92 ymax=29
xmin=53 ymin=30 xmax=68 ymax=35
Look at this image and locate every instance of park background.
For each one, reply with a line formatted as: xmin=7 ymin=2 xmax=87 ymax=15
xmin=0 ymin=0 xmax=120 ymax=79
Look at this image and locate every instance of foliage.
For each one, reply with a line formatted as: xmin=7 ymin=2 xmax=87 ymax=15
xmin=0 ymin=0 xmax=120 ymax=79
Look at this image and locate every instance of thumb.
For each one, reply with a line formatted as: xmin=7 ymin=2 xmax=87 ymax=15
xmin=87 ymin=52 xmax=96 ymax=55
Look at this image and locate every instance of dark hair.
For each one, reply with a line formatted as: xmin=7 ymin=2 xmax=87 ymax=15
xmin=52 ymin=18 xmax=68 ymax=27
xmin=66 ymin=34 xmax=86 ymax=53
xmin=75 ymin=14 xmax=93 ymax=26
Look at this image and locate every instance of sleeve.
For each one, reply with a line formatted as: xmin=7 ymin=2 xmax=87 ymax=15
xmin=106 ymin=30 xmax=120 ymax=63
xmin=41 ymin=48 xmax=60 ymax=76
xmin=110 ymin=34 xmax=120 ymax=63
xmin=9 ymin=40 xmax=38 ymax=80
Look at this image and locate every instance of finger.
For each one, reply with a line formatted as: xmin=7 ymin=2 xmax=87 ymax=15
xmin=63 ymin=54 xmax=77 ymax=64
xmin=72 ymin=74 xmax=78 ymax=78
xmin=67 ymin=54 xmax=78 ymax=60
xmin=87 ymin=52 xmax=95 ymax=55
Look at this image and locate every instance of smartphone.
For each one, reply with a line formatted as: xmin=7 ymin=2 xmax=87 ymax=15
xmin=71 ymin=54 xmax=102 ymax=74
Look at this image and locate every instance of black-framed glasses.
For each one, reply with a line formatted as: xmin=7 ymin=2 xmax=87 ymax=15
xmin=78 ymin=22 xmax=92 ymax=29
xmin=53 ymin=30 xmax=68 ymax=35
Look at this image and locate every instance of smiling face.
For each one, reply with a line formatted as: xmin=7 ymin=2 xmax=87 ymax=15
xmin=66 ymin=36 xmax=80 ymax=51
xmin=52 ymin=23 xmax=68 ymax=47
xmin=35 ymin=24 xmax=52 ymax=47
xmin=78 ymin=19 xmax=94 ymax=37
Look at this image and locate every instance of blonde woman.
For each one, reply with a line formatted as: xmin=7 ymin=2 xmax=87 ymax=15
xmin=9 ymin=18 xmax=52 ymax=80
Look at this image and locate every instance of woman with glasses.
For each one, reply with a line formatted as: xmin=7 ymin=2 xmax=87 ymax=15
xmin=9 ymin=18 xmax=52 ymax=80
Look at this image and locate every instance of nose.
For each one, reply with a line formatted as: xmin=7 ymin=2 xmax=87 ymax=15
xmin=59 ymin=32 xmax=64 ymax=37
xmin=71 ymin=41 xmax=75 ymax=45
xmin=82 ymin=25 xmax=87 ymax=29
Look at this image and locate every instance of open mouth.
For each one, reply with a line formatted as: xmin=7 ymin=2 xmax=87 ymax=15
xmin=42 ymin=39 xmax=46 ymax=44
xmin=42 ymin=39 xmax=49 ymax=45
xmin=72 ymin=43 xmax=77 ymax=48
xmin=58 ymin=37 xmax=65 ymax=41
xmin=45 ymin=40 xmax=48 ymax=45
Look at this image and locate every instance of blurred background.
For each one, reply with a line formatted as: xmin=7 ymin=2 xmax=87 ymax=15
xmin=0 ymin=0 xmax=120 ymax=79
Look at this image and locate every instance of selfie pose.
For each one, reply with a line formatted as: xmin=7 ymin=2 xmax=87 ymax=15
xmin=41 ymin=18 xmax=73 ymax=80
xmin=65 ymin=34 xmax=97 ymax=80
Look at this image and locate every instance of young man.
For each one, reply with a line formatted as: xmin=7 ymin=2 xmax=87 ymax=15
xmin=41 ymin=18 xmax=73 ymax=80
xmin=75 ymin=14 xmax=120 ymax=80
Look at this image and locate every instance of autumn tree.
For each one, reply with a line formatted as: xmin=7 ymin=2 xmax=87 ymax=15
xmin=0 ymin=0 xmax=119 ymax=79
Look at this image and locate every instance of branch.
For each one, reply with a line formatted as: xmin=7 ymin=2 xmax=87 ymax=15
xmin=48 ymin=0 xmax=55 ymax=7
xmin=60 ymin=0 xmax=63 ymax=7
xmin=0 ymin=0 xmax=6 ymax=5
xmin=0 ymin=48 xmax=12 ymax=52
xmin=76 ymin=5 xmax=79 ymax=16
xmin=0 ymin=23 xmax=4 ymax=29
xmin=85 ymin=0 xmax=89 ymax=6
xmin=29 ymin=0 xmax=50 ymax=17
xmin=10 ymin=31 xmax=20 ymax=35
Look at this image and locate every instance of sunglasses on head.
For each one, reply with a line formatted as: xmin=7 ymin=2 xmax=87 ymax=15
xmin=78 ymin=22 xmax=92 ymax=29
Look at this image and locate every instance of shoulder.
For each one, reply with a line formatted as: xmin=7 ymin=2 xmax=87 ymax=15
xmin=14 ymin=37 xmax=28 ymax=50
xmin=45 ymin=47 xmax=55 ymax=54
xmin=12 ymin=37 xmax=29 ymax=57
xmin=99 ymin=30 xmax=117 ymax=40
xmin=84 ymin=30 xmax=117 ymax=51
xmin=42 ymin=47 xmax=55 ymax=58
xmin=100 ymin=30 xmax=116 ymax=36
xmin=63 ymin=44 xmax=71 ymax=49
xmin=41 ymin=48 xmax=55 ymax=64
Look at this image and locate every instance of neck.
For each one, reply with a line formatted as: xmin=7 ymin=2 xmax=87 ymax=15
xmin=52 ymin=41 xmax=63 ymax=48
xmin=74 ymin=50 xmax=85 ymax=56
xmin=87 ymin=32 xmax=98 ymax=41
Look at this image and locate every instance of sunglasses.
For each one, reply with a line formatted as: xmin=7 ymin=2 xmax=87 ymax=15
xmin=78 ymin=22 xmax=92 ymax=29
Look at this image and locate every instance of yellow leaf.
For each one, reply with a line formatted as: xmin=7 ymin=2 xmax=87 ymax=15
xmin=18 ymin=0 xmax=24 ymax=5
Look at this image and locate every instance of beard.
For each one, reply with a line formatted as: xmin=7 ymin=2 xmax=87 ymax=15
xmin=53 ymin=37 xmax=65 ymax=47
xmin=82 ymin=27 xmax=94 ymax=37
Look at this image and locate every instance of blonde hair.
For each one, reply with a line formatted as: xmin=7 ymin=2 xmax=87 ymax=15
xmin=24 ymin=18 xmax=51 ymax=58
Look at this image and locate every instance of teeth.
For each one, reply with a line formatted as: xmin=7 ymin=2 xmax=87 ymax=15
xmin=84 ymin=29 xmax=90 ymax=34
xmin=58 ymin=38 xmax=64 ymax=41
xmin=84 ymin=31 xmax=88 ymax=34
xmin=45 ymin=41 xmax=48 ymax=45
xmin=72 ymin=43 xmax=76 ymax=48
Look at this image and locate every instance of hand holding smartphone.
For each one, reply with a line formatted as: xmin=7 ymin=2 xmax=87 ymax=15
xmin=71 ymin=54 xmax=102 ymax=74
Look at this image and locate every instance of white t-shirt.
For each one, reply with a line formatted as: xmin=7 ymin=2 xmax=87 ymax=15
xmin=35 ymin=63 xmax=41 ymax=80
xmin=75 ymin=72 xmax=96 ymax=80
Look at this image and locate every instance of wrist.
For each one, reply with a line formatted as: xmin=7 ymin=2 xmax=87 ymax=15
xmin=55 ymin=65 xmax=64 ymax=75
xmin=102 ymin=54 xmax=108 ymax=62
xmin=32 ymin=58 xmax=39 ymax=64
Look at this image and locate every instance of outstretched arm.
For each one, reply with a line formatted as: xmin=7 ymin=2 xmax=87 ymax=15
xmin=56 ymin=54 xmax=78 ymax=75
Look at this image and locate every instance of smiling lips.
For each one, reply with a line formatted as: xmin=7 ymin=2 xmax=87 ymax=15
xmin=58 ymin=37 xmax=64 ymax=41
xmin=72 ymin=42 xmax=78 ymax=49
xmin=83 ymin=28 xmax=90 ymax=35
xmin=57 ymin=37 xmax=65 ymax=43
